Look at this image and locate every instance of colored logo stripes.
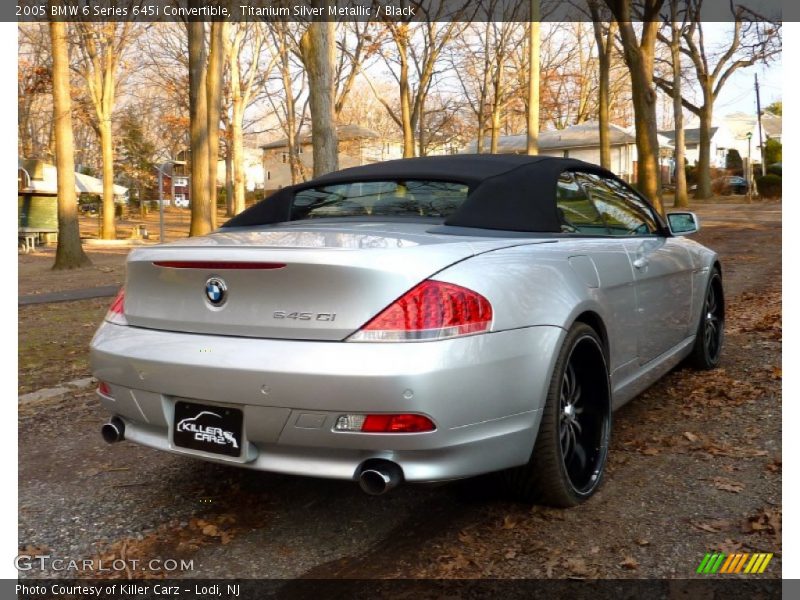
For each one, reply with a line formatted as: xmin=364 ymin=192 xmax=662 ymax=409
xmin=697 ymin=552 xmax=773 ymax=574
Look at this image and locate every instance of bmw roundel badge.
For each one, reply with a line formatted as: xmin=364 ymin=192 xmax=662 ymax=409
xmin=205 ymin=277 xmax=227 ymax=306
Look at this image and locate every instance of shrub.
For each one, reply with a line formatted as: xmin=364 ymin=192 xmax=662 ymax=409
xmin=755 ymin=174 xmax=782 ymax=199
xmin=764 ymin=138 xmax=782 ymax=165
xmin=725 ymin=149 xmax=743 ymax=175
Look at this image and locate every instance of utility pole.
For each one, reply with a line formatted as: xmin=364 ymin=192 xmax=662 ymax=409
xmin=755 ymin=73 xmax=766 ymax=176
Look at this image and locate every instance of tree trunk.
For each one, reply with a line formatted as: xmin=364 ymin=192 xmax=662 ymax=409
xmin=300 ymin=21 xmax=339 ymax=176
xmin=490 ymin=58 xmax=504 ymax=154
xmin=591 ymin=16 xmax=614 ymax=169
xmin=206 ymin=21 xmax=226 ymax=230
xmin=99 ymin=120 xmax=116 ymax=239
xmin=188 ymin=19 xmax=211 ymax=236
xmin=232 ymin=105 xmax=246 ymax=214
xmin=597 ymin=51 xmax=610 ymax=168
xmin=49 ymin=19 xmax=91 ymax=269
xmin=526 ymin=4 xmax=540 ymax=156
xmin=397 ymin=28 xmax=415 ymax=158
xmin=615 ymin=17 xmax=663 ymax=213
xmin=225 ymin=145 xmax=234 ymax=216
xmin=476 ymin=24 xmax=492 ymax=154
xmin=669 ymin=14 xmax=688 ymax=208
xmin=695 ymin=91 xmax=714 ymax=199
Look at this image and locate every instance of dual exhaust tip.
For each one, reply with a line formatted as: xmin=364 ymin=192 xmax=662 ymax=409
xmin=101 ymin=418 xmax=402 ymax=495
xmin=101 ymin=417 xmax=125 ymax=444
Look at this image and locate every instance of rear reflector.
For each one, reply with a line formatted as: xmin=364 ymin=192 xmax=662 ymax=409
xmin=104 ymin=288 xmax=127 ymax=326
xmin=334 ymin=414 xmax=435 ymax=433
xmin=349 ymin=280 xmax=492 ymax=342
xmin=153 ymin=261 xmax=286 ymax=270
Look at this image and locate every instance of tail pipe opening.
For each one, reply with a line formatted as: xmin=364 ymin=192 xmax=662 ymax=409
xmin=358 ymin=460 xmax=403 ymax=495
xmin=101 ymin=417 xmax=125 ymax=444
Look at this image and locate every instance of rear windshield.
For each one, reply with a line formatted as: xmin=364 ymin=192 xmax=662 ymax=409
xmin=289 ymin=180 xmax=470 ymax=221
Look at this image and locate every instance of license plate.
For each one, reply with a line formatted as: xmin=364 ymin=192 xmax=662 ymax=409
xmin=173 ymin=401 xmax=243 ymax=458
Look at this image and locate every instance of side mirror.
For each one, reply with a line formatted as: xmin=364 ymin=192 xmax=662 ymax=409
xmin=667 ymin=212 xmax=700 ymax=236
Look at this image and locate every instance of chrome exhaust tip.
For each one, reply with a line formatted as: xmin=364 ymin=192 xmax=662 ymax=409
xmin=101 ymin=417 xmax=125 ymax=444
xmin=358 ymin=461 xmax=403 ymax=495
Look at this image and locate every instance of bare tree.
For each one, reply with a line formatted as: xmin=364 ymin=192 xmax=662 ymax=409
xmin=266 ymin=22 xmax=308 ymax=184
xmin=19 ymin=24 xmax=52 ymax=159
xmin=588 ymin=3 xmax=617 ymax=169
xmin=526 ymin=0 xmax=540 ymax=155
xmin=72 ymin=20 xmax=135 ymax=239
xmin=369 ymin=4 xmax=464 ymax=157
xmin=49 ymin=16 xmax=91 ymax=269
xmin=654 ymin=2 xmax=781 ymax=198
xmin=667 ymin=0 xmax=689 ymax=207
xmin=224 ymin=23 xmax=271 ymax=215
xmin=604 ymin=0 xmax=665 ymax=213
xmin=300 ymin=21 xmax=339 ymax=176
xmin=188 ymin=18 xmax=211 ymax=236
xmin=206 ymin=21 xmax=228 ymax=230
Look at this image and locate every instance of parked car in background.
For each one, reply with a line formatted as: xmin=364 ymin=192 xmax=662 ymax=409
xmin=714 ymin=176 xmax=748 ymax=195
xmin=91 ymin=155 xmax=724 ymax=507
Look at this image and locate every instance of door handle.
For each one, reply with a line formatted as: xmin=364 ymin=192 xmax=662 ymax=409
xmin=633 ymin=257 xmax=649 ymax=269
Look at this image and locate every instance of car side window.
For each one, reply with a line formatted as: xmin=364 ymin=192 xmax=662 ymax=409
xmin=575 ymin=172 xmax=657 ymax=236
xmin=555 ymin=172 xmax=609 ymax=235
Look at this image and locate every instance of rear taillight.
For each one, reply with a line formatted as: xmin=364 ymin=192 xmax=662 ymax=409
xmin=349 ymin=280 xmax=492 ymax=342
xmin=97 ymin=381 xmax=112 ymax=396
xmin=334 ymin=413 xmax=436 ymax=433
xmin=104 ymin=288 xmax=127 ymax=325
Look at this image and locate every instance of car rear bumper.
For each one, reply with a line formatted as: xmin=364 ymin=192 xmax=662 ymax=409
xmin=90 ymin=323 xmax=565 ymax=482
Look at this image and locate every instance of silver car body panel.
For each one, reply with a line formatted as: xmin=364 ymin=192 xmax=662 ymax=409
xmin=90 ymin=221 xmax=719 ymax=482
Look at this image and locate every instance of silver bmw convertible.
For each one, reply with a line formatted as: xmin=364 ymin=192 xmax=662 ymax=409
xmin=90 ymin=155 xmax=723 ymax=506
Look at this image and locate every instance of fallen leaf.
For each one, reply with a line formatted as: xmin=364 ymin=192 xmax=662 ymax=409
xmin=620 ymin=556 xmax=639 ymax=570
xmin=692 ymin=522 xmax=721 ymax=533
xmin=635 ymin=538 xmax=651 ymax=546
xmin=711 ymin=477 xmax=745 ymax=493
xmin=201 ymin=524 xmax=219 ymax=537
xmin=565 ymin=557 xmax=590 ymax=576
xmin=501 ymin=515 xmax=517 ymax=530
xmin=684 ymin=432 xmax=700 ymax=443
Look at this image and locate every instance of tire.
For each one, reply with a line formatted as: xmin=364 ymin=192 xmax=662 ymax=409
xmin=503 ymin=323 xmax=611 ymax=507
xmin=687 ymin=268 xmax=724 ymax=370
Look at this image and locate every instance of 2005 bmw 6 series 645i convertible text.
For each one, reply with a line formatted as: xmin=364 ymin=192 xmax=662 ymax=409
xmin=90 ymin=155 xmax=724 ymax=507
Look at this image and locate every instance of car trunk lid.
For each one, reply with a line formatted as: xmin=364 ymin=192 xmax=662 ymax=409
xmin=123 ymin=225 xmax=543 ymax=341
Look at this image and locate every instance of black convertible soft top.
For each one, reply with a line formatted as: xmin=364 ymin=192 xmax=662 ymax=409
xmin=222 ymin=155 xmax=617 ymax=233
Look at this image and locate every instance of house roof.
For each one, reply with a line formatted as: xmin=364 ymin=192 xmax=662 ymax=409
xmin=762 ymin=113 xmax=782 ymax=139
xmin=261 ymin=124 xmax=380 ymax=150
xmin=18 ymin=159 xmax=128 ymax=196
xmin=659 ymin=127 xmax=719 ymax=145
xmin=462 ymin=121 xmax=667 ymax=154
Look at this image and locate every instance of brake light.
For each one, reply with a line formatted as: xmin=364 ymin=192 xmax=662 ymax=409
xmin=334 ymin=414 xmax=436 ymax=433
xmin=104 ymin=288 xmax=127 ymax=325
xmin=349 ymin=280 xmax=492 ymax=342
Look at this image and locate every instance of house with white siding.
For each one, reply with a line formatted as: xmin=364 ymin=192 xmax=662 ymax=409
xmin=462 ymin=121 xmax=674 ymax=183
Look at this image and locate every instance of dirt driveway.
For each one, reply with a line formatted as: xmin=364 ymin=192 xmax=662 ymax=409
xmin=18 ymin=202 xmax=781 ymax=580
